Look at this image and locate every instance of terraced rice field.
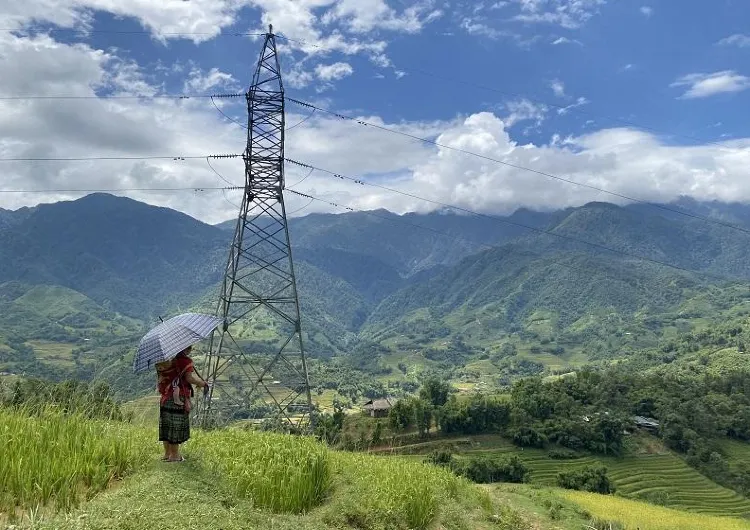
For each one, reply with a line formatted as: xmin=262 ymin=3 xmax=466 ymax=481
xmin=521 ymin=452 xmax=750 ymax=517
xmin=392 ymin=435 xmax=750 ymax=517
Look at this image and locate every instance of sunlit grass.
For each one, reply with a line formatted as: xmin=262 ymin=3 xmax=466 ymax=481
xmin=562 ymin=489 xmax=750 ymax=530
xmin=327 ymin=452 xmax=485 ymax=530
xmin=188 ymin=428 xmax=331 ymax=514
xmin=0 ymin=405 xmax=153 ymax=519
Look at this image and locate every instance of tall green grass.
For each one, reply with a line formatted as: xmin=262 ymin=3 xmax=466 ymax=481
xmin=0 ymin=405 xmax=152 ymax=518
xmin=328 ymin=452 xmax=481 ymax=530
xmin=188 ymin=428 xmax=331 ymax=514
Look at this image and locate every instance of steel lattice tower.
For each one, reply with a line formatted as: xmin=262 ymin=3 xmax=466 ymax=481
xmin=197 ymin=26 xmax=313 ymax=431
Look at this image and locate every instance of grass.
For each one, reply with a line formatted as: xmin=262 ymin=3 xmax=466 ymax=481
xmin=561 ymin=489 xmax=750 ymax=530
xmin=324 ymin=452 xmax=482 ymax=529
xmin=0 ymin=406 xmax=154 ymax=520
xmin=5 ymin=402 xmax=746 ymax=530
xmin=2 ymin=405 xmax=521 ymax=530
xmin=187 ymin=428 xmax=331 ymax=514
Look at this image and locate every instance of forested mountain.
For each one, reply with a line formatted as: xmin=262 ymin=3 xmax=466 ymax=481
xmin=4 ymin=192 xmax=750 ymax=386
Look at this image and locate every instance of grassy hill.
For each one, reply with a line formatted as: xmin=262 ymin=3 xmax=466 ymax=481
xmin=4 ymin=403 xmax=750 ymax=530
xmin=0 ymin=281 xmax=144 ymax=382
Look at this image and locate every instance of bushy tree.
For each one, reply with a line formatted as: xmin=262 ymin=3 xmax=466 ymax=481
xmin=419 ymin=377 xmax=451 ymax=407
xmin=557 ymin=465 xmax=614 ymax=494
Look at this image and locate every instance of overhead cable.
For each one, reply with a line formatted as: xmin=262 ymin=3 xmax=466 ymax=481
xmin=286 ymin=98 xmax=750 ymax=237
xmin=284 ymin=158 xmax=746 ymax=283
xmin=0 ymin=153 xmax=241 ymax=162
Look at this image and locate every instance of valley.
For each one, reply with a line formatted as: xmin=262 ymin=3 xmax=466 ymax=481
xmin=4 ymin=194 xmax=750 ymax=528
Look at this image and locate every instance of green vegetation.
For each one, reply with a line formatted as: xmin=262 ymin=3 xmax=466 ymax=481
xmin=189 ymin=429 xmax=330 ymax=513
xmin=388 ymin=434 xmax=750 ymax=517
xmin=561 ymin=489 xmax=750 ymax=530
xmin=556 ymin=465 xmax=614 ymax=494
xmin=0 ymin=406 xmax=153 ymax=518
xmin=0 ymin=403 xmax=531 ymax=530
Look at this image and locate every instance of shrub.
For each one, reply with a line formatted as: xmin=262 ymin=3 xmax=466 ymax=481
xmin=454 ymin=454 xmax=529 ymax=484
xmin=548 ymin=448 xmax=581 ymax=459
xmin=425 ymin=449 xmax=454 ymax=467
xmin=557 ymin=465 xmax=615 ymax=494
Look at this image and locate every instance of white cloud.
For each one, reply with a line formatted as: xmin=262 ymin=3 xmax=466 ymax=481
xmin=557 ymin=96 xmax=588 ymax=115
xmin=5 ymin=50 xmax=750 ymax=224
xmin=320 ymin=0 xmax=442 ymax=33
xmin=4 ymin=2 xmax=750 ymax=225
xmin=460 ymin=18 xmax=511 ymax=39
xmin=460 ymin=17 xmax=542 ymax=47
xmin=2 ymin=0 xmax=250 ymax=43
xmin=503 ymin=99 xmax=548 ymax=128
xmin=314 ymin=62 xmax=354 ymax=81
xmin=639 ymin=6 xmax=652 ymax=17
xmin=4 ymin=0 xmax=430 ymax=69
xmin=185 ymin=67 xmax=239 ymax=92
xmin=395 ymin=113 xmax=750 ymax=216
xmin=0 ymin=27 xmax=446 ymax=223
xmin=717 ymin=34 xmax=750 ymax=48
xmin=512 ymin=0 xmax=606 ymax=29
xmin=550 ymin=79 xmax=565 ymax=97
xmin=248 ymin=0 xmax=439 ymax=67
xmin=672 ymin=71 xmax=750 ymax=99
xmin=551 ymin=36 xmax=582 ymax=45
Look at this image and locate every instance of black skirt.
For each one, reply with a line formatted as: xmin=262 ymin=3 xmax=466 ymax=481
xmin=159 ymin=397 xmax=190 ymax=444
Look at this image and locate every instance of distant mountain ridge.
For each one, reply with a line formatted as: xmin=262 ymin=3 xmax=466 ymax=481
xmin=5 ymin=192 xmax=750 ymax=381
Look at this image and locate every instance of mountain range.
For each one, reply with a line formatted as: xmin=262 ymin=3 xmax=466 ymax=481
xmin=3 ymin=192 xmax=750 ymax=387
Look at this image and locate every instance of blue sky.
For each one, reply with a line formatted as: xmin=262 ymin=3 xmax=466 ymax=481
xmin=1 ymin=0 xmax=749 ymax=223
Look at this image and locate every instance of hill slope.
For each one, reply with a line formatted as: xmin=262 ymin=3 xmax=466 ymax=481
xmin=7 ymin=194 xmax=750 ymax=384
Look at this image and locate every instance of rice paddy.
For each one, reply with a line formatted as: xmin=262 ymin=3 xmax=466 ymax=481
xmin=0 ymin=406 xmax=153 ymax=518
xmin=188 ymin=428 xmax=331 ymax=514
xmin=391 ymin=434 xmax=750 ymax=517
xmin=562 ymin=489 xmax=750 ymax=530
xmin=5 ymin=403 xmax=750 ymax=530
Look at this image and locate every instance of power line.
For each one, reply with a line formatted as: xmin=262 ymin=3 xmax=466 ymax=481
xmin=0 ymin=28 xmax=743 ymax=155
xmin=284 ymin=158 xmax=747 ymax=284
xmin=0 ymin=93 xmax=242 ymax=100
xmin=286 ymin=98 xmax=750 ymax=238
xmin=273 ymin=34 xmax=748 ymax=155
xmin=0 ymin=185 xmax=242 ymax=194
xmin=282 ymin=188 xmax=741 ymax=296
xmin=286 ymin=188 xmax=497 ymax=252
xmin=0 ymin=153 xmax=240 ymax=162
xmin=0 ymin=27 xmax=264 ymax=37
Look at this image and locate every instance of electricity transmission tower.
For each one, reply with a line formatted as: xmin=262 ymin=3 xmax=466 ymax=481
xmin=197 ymin=26 xmax=313 ymax=431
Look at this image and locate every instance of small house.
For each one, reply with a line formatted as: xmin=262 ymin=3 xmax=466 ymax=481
xmin=362 ymin=397 xmax=394 ymax=418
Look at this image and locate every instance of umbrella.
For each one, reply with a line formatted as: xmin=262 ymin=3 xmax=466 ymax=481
xmin=133 ymin=312 xmax=224 ymax=373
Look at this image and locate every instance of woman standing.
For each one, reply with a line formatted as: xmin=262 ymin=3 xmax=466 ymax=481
xmin=155 ymin=345 xmax=208 ymax=462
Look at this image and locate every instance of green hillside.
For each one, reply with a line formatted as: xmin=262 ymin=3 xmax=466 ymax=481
xmin=386 ymin=433 xmax=750 ymax=517
xmin=4 ymin=402 xmax=750 ymax=530
xmin=0 ymin=282 xmax=144 ymax=382
xmin=7 ymin=194 xmax=750 ymax=404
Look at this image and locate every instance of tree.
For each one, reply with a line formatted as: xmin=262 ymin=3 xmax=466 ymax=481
xmin=389 ymin=398 xmax=415 ymax=431
xmin=419 ymin=378 xmax=450 ymax=407
xmin=413 ymin=398 xmax=433 ymax=437
xmin=557 ymin=465 xmax=614 ymax=494
xmin=371 ymin=421 xmax=383 ymax=446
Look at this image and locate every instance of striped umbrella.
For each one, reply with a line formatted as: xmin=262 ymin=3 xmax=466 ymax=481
xmin=133 ymin=312 xmax=224 ymax=373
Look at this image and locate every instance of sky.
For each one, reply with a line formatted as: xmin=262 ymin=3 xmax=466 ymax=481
xmin=0 ymin=0 xmax=749 ymax=225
